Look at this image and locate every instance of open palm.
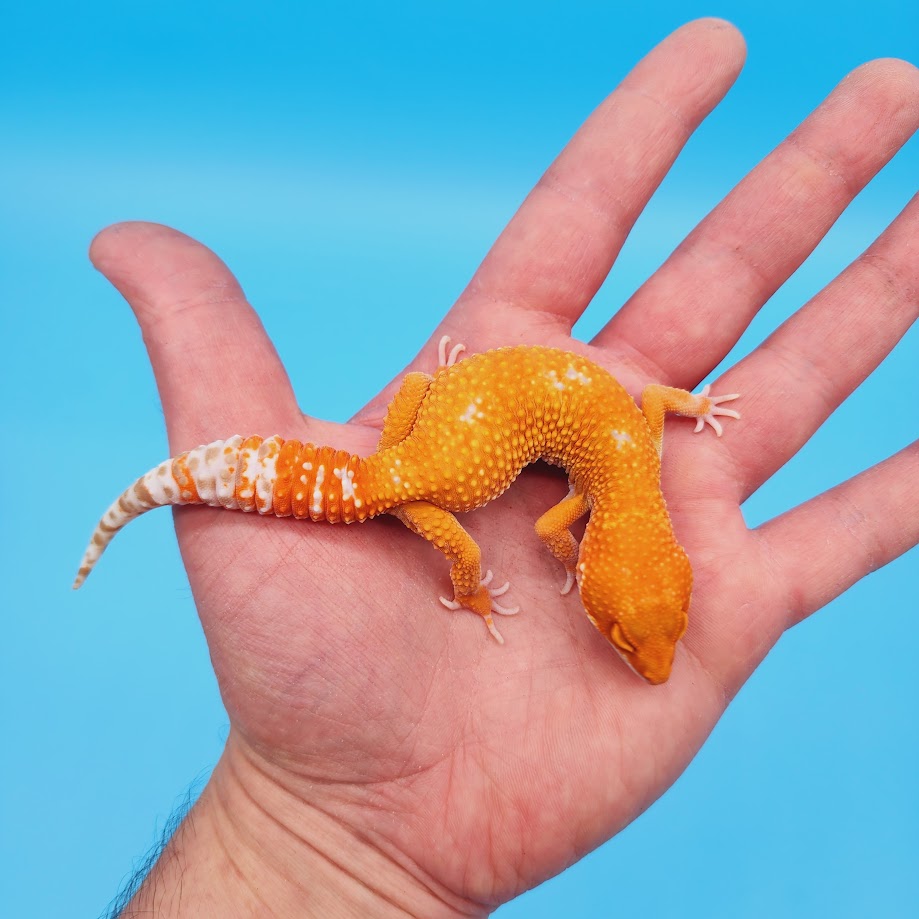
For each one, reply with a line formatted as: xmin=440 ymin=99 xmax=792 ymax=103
xmin=93 ymin=21 xmax=919 ymax=917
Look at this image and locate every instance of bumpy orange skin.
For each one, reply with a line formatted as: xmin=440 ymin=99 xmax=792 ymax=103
xmin=360 ymin=346 xmax=693 ymax=682
xmin=76 ymin=346 xmax=737 ymax=684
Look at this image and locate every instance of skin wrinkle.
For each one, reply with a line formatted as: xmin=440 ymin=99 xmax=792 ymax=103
xmin=856 ymin=248 xmax=919 ymax=310
xmin=536 ymin=163 xmax=633 ymax=231
xmin=230 ymin=749 xmax=474 ymax=918
xmin=222 ymin=757 xmax=360 ymax=914
xmin=784 ymin=132 xmax=864 ymax=199
xmin=142 ymin=279 xmax=249 ymax=329
xmin=827 ymin=487 xmax=883 ymax=576
xmin=614 ymin=81 xmax=699 ymax=136
xmin=454 ymin=740 xmax=514 ymax=900
xmin=681 ymin=222 xmax=793 ymax=303
xmin=209 ymin=784 xmax=271 ymax=915
xmin=756 ymin=337 xmax=838 ymax=419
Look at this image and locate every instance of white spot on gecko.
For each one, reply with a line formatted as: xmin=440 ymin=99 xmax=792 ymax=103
xmin=335 ymin=465 xmax=356 ymax=502
xmin=545 ymin=370 xmax=566 ymax=391
xmin=610 ymin=429 xmax=633 ymax=449
xmin=312 ymin=464 xmax=325 ymax=513
xmin=565 ymin=364 xmax=592 ymax=385
xmin=460 ymin=403 xmax=477 ymax=423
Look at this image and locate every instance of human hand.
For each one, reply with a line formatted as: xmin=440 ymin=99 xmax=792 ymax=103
xmin=90 ymin=19 xmax=919 ymax=918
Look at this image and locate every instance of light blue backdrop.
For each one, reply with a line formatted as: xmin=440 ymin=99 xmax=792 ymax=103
xmin=2 ymin=2 xmax=916 ymax=916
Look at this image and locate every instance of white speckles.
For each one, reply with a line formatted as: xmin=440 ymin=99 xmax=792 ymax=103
xmin=392 ymin=475 xmax=402 ymax=485
xmin=312 ymin=464 xmax=325 ymax=513
xmin=544 ymin=370 xmax=566 ymax=391
xmin=300 ymin=474 xmax=307 ymax=484
xmin=303 ymin=461 xmax=313 ymax=471
xmin=335 ymin=466 xmax=357 ymax=502
xmin=255 ymin=435 xmax=282 ymax=514
xmin=610 ymin=429 xmax=633 ymax=449
xmin=565 ymin=364 xmax=592 ymax=385
xmin=354 ymin=498 xmax=362 ymax=509
xmin=459 ymin=401 xmax=486 ymax=424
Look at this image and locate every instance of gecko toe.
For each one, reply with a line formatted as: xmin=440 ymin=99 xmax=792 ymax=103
xmin=492 ymin=601 xmax=519 ymax=616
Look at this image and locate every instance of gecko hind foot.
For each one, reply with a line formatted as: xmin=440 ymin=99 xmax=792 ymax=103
xmin=439 ymin=570 xmax=519 ymax=643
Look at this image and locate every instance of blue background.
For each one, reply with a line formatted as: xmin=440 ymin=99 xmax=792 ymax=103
xmin=2 ymin=2 xmax=916 ymax=916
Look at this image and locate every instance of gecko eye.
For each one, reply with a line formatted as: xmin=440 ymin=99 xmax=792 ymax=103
xmin=610 ymin=623 xmax=635 ymax=653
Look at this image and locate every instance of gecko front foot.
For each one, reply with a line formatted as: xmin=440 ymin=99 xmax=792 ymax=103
xmin=439 ymin=570 xmax=519 ymax=643
xmin=561 ymin=570 xmax=576 ymax=595
xmin=691 ymin=385 xmax=741 ymax=437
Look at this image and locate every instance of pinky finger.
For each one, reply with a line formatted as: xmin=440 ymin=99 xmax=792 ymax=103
xmin=757 ymin=441 xmax=919 ymax=629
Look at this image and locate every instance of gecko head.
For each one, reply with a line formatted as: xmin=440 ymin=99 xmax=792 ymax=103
xmin=603 ymin=604 xmax=688 ymax=685
xmin=578 ymin=531 xmax=692 ymax=685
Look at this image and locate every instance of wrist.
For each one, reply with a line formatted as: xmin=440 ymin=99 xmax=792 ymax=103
xmin=122 ymin=731 xmax=485 ymax=918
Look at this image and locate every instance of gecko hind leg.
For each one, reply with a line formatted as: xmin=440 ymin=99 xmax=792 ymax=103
xmin=392 ymin=501 xmax=518 ymax=643
xmin=378 ymin=371 xmax=434 ymax=451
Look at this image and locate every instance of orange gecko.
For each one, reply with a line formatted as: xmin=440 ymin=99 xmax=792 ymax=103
xmin=74 ymin=338 xmax=739 ymax=684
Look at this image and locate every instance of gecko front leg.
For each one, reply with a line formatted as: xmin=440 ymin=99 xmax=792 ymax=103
xmin=534 ymin=485 xmax=590 ymax=595
xmin=641 ymin=383 xmax=741 ymax=455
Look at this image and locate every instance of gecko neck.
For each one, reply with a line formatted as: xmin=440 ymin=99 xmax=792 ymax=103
xmin=577 ymin=494 xmax=690 ymax=611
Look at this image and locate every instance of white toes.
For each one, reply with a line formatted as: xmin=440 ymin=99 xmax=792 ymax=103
xmin=561 ymin=570 xmax=575 ymax=595
xmin=439 ymin=568 xmax=520 ymax=633
xmin=437 ymin=334 xmax=466 ymax=367
xmin=693 ymin=388 xmax=741 ymax=437
xmin=492 ymin=602 xmax=519 ymax=616
xmin=485 ymin=618 xmax=505 ymax=644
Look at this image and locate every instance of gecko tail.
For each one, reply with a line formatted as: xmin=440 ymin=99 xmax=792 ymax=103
xmin=72 ymin=434 xmax=275 ymax=589
xmin=73 ymin=434 xmax=371 ymax=588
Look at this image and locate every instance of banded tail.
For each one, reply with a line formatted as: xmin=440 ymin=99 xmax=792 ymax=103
xmin=73 ymin=435 xmax=370 ymax=588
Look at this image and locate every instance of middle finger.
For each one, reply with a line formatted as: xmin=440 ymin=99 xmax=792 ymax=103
xmin=595 ymin=60 xmax=919 ymax=388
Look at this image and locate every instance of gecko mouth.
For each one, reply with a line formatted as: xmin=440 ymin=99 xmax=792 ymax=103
xmin=610 ymin=630 xmax=675 ymax=685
